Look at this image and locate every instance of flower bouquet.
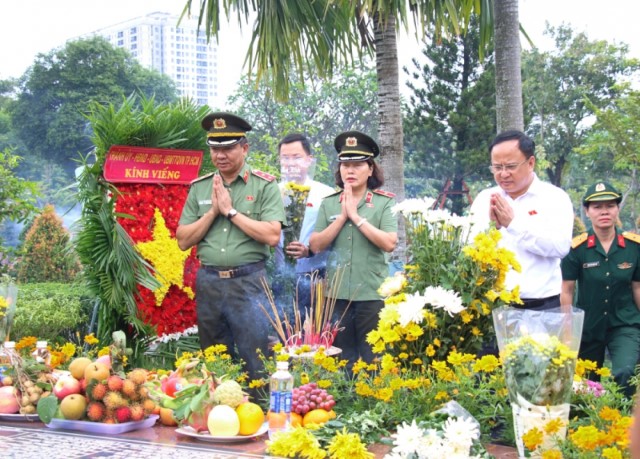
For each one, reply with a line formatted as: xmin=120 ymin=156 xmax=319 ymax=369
xmin=0 ymin=275 xmax=18 ymax=342
xmin=281 ymin=181 xmax=311 ymax=264
xmin=493 ymin=306 xmax=584 ymax=457
xmin=368 ymin=199 xmax=521 ymax=367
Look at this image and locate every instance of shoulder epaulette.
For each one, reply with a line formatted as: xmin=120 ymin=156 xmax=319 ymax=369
xmin=623 ymin=231 xmax=640 ymax=244
xmin=373 ymin=189 xmax=396 ymax=198
xmin=252 ymin=170 xmax=276 ymax=182
xmin=190 ymin=172 xmax=214 ymax=184
xmin=571 ymin=233 xmax=588 ymax=249
xmin=327 ymin=189 xmax=342 ymax=197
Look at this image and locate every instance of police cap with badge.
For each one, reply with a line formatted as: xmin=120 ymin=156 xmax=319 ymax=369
xmin=582 ymin=181 xmax=622 ymax=205
xmin=202 ymin=112 xmax=252 ymax=147
xmin=334 ymin=131 xmax=380 ymax=162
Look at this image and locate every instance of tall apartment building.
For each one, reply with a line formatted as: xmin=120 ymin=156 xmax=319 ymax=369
xmin=87 ymin=11 xmax=219 ymax=108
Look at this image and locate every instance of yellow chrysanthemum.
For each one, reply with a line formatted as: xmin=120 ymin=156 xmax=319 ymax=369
xmin=544 ymin=418 xmax=565 ymax=435
xmin=541 ymin=450 xmax=563 ymax=459
xmin=84 ymin=333 xmax=99 ymax=345
xmin=522 ymin=427 xmax=544 ymax=452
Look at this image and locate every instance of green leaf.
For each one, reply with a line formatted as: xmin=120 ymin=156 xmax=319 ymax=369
xmin=37 ymin=395 xmax=60 ymax=424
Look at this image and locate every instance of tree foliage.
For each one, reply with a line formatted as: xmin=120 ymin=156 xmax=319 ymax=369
xmin=576 ymin=88 xmax=640 ymax=230
xmin=0 ymin=149 xmax=38 ymax=224
xmin=10 ymin=37 xmax=179 ymax=177
xmin=522 ymin=24 xmax=640 ymax=187
xmin=403 ymin=24 xmax=496 ymax=213
xmin=17 ymin=204 xmax=80 ymax=283
xmin=227 ymin=65 xmax=378 ymax=184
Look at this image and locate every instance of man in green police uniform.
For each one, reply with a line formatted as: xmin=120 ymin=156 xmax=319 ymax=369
xmin=177 ymin=112 xmax=286 ymax=382
xmin=310 ymin=131 xmax=398 ymax=368
xmin=561 ymin=181 xmax=640 ymax=397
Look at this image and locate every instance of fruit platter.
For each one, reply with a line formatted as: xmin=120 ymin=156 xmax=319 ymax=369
xmin=175 ymin=422 xmax=268 ymax=443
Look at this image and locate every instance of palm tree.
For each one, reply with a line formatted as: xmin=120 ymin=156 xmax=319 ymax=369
xmin=493 ymin=0 xmax=524 ymax=131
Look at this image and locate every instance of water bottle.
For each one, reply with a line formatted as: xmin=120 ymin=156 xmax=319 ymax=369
xmin=0 ymin=341 xmax=16 ymax=384
xmin=268 ymin=360 xmax=294 ymax=439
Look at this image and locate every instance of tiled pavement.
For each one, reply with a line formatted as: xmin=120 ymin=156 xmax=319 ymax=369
xmin=0 ymin=420 xmax=518 ymax=458
xmin=0 ymin=422 xmax=267 ymax=459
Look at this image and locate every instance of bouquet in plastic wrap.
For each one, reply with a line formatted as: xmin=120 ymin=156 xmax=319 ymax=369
xmin=492 ymin=306 xmax=584 ymax=458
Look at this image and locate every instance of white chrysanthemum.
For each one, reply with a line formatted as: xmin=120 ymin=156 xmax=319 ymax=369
xmin=388 ymin=420 xmax=427 ymax=457
xmin=378 ymin=272 xmax=407 ymax=298
xmin=414 ymin=429 xmax=446 ymax=457
xmin=392 ymin=197 xmax=436 ymax=216
xmin=397 ymin=292 xmax=427 ymax=326
xmin=424 ymin=286 xmax=465 ymax=317
xmin=442 ymin=417 xmax=480 ymax=453
xmin=422 ymin=208 xmax=453 ymax=224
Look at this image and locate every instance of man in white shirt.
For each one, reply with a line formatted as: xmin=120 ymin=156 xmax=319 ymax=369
xmin=470 ymin=130 xmax=574 ymax=310
xmin=275 ymin=133 xmax=335 ymax=311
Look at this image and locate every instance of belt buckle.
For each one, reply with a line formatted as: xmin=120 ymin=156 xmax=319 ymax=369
xmin=219 ymin=270 xmax=233 ymax=279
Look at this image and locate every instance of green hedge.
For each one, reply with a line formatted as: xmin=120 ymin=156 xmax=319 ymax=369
xmin=12 ymin=282 xmax=94 ymax=343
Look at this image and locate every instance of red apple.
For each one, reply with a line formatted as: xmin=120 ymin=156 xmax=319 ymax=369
xmin=53 ymin=375 xmax=82 ymax=400
xmin=0 ymin=386 xmax=20 ymax=414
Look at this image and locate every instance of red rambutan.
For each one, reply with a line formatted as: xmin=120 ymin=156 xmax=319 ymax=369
xmin=86 ymin=401 xmax=107 ymax=422
xmin=107 ymin=375 xmax=124 ymax=392
xmin=115 ymin=406 xmax=132 ymax=423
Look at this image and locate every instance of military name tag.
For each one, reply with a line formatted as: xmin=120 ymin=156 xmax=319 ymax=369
xmin=329 ymin=214 xmax=340 ymax=222
xmin=198 ymin=199 xmax=212 ymax=205
xmin=583 ymin=261 xmax=600 ymax=268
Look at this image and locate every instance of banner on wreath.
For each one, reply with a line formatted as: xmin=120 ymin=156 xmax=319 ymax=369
xmin=104 ymin=145 xmax=203 ymax=184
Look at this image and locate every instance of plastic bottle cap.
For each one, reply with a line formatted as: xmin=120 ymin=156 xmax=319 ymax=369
xmin=276 ymin=361 xmax=289 ymax=371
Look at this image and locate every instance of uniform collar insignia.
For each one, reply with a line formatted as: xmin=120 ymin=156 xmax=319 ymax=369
xmin=243 ymin=170 xmax=249 ymax=183
xmin=587 ymin=234 xmax=596 ymax=248
xmin=618 ymin=234 xmax=625 ymax=248
xmin=365 ymin=191 xmax=373 ymax=203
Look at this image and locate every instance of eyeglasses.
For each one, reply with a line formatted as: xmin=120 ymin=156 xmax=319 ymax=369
xmin=488 ymin=159 xmax=528 ymax=173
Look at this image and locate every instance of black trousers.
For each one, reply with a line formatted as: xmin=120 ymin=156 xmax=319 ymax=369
xmin=332 ymin=298 xmax=384 ymax=370
xmin=195 ymin=267 xmax=273 ymax=382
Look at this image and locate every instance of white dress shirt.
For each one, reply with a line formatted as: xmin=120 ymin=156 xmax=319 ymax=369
xmin=469 ymin=174 xmax=574 ymax=299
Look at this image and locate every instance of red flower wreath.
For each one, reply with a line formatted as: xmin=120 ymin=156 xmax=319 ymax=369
xmin=115 ymin=183 xmax=199 ymax=335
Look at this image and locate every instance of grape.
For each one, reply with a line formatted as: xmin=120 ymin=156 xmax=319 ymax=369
xmin=292 ymin=382 xmax=336 ymax=414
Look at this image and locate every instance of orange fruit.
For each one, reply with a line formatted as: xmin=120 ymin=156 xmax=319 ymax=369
xmin=236 ymin=402 xmax=265 ymax=435
xmin=159 ymin=407 xmax=178 ymax=426
xmin=291 ymin=412 xmax=303 ymax=427
xmin=302 ymin=409 xmax=330 ymax=427
xmin=266 ymin=410 xmax=288 ymax=429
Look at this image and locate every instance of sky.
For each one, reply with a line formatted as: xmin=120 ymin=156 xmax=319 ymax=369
xmin=1 ymin=0 xmax=638 ymax=104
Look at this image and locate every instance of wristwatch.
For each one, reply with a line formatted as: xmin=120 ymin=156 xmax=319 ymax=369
xmin=227 ymin=209 xmax=238 ymax=219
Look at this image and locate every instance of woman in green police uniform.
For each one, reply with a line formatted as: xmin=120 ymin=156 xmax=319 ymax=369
xmin=561 ymin=181 xmax=640 ymax=397
xmin=310 ymin=131 xmax=398 ymax=368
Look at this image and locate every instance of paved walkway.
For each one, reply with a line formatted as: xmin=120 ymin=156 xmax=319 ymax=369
xmin=0 ymin=420 xmax=518 ymax=458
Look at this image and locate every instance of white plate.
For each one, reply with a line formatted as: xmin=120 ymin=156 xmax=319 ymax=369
xmin=176 ymin=422 xmax=268 ymax=443
xmin=0 ymin=413 xmax=40 ymax=422
xmin=46 ymin=414 xmax=158 ymax=434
